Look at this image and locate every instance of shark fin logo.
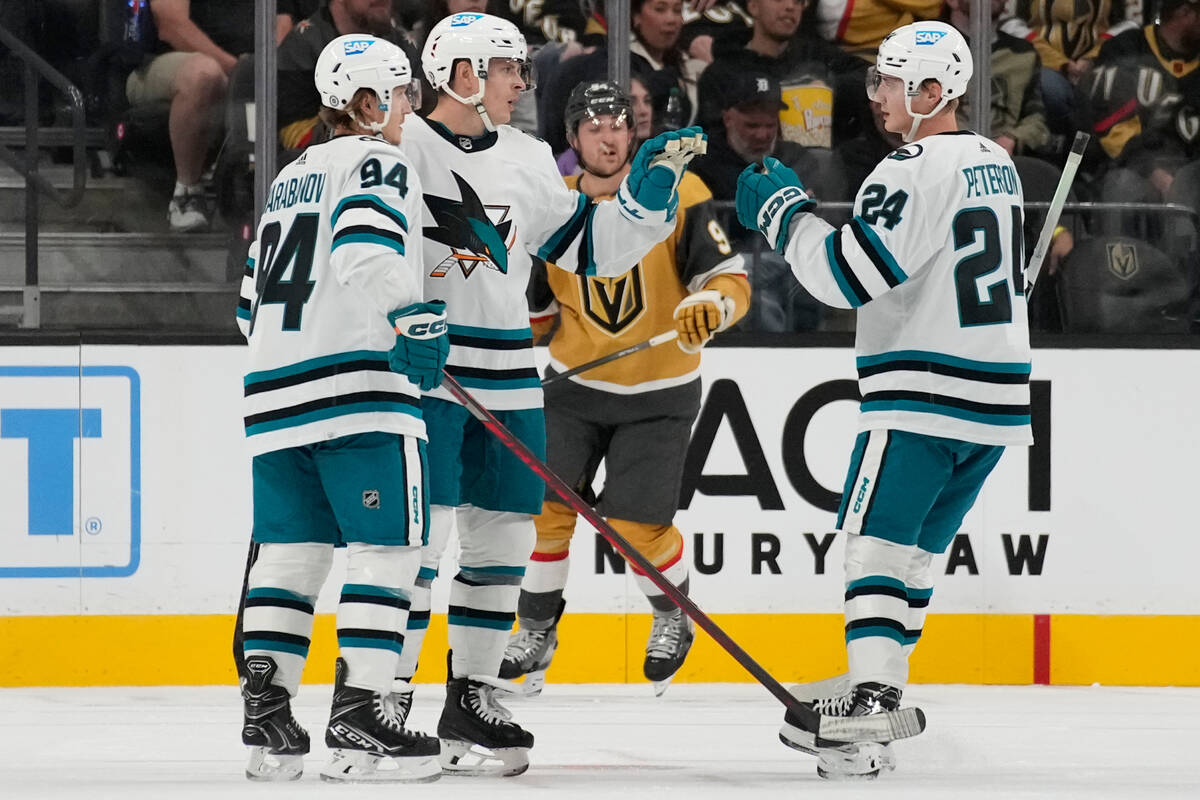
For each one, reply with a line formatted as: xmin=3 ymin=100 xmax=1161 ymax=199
xmin=424 ymin=172 xmax=515 ymax=278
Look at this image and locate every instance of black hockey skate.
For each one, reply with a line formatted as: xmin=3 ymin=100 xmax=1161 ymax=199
xmin=438 ymin=662 xmax=535 ymax=776
xmin=779 ymin=680 xmax=901 ymax=780
xmin=643 ymin=607 xmax=694 ymax=696
xmin=241 ymin=655 xmax=309 ymax=781
xmin=499 ymin=599 xmax=565 ymax=696
xmin=320 ymin=658 xmax=441 ymax=783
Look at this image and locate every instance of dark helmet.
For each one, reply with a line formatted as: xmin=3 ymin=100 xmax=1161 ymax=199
xmin=564 ymin=80 xmax=633 ymax=139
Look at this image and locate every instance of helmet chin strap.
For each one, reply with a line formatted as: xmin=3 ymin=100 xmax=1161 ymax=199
xmin=349 ymin=96 xmax=392 ymax=136
xmin=443 ymin=78 xmax=497 ymax=132
xmin=901 ymin=92 xmax=950 ymax=143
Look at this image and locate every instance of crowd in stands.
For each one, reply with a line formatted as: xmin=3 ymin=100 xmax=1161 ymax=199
xmin=5 ymin=0 xmax=1200 ymax=333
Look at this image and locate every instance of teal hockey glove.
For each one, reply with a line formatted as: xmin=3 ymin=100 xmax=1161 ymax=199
xmin=627 ymin=126 xmax=707 ymax=213
xmin=735 ymin=157 xmax=816 ymax=253
xmin=387 ymin=300 xmax=449 ymax=392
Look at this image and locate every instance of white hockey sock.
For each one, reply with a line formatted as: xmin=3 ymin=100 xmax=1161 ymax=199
xmin=337 ymin=543 xmax=421 ymax=694
xmin=844 ymin=534 xmax=915 ymax=689
xmin=633 ymin=555 xmax=689 ymax=614
xmin=518 ymin=553 xmax=569 ymax=626
xmin=243 ymin=542 xmax=333 ymax=697
xmin=394 ymin=504 xmax=453 ymax=681
xmin=902 ymin=548 xmax=935 ymax=659
xmin=449 ymin=507 xmax=535 ymax=678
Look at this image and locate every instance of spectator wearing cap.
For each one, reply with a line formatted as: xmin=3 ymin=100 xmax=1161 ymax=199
xmin=696 ymin=0 xmax=867 ymax=149
xmin=692 ymin=68 xmax=847 ymax=208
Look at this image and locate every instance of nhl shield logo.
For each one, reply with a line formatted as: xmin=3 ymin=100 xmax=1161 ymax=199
xmin=362 ymin=490 xmax=380 ymax=509
xmin=1106 ymin=241 xmax=1140 ymax=280
xmin=582 ymin=265 xmax=646 ymax=335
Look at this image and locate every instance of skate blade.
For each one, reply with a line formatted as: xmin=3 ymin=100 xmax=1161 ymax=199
xmin=496 ymin=669 xmax=545 ymax=699
xmin=778 ymin=725 xmax=819 ymax=756
xmin=245 ymin=747 xmax=304 ymax=781
xmin=439 ymin=738 xmax=529 ymax=777
xmin=320 ymin=749 xmax=441 ymax=783
xmin=651 ymin=673 xmax=676 ymax=697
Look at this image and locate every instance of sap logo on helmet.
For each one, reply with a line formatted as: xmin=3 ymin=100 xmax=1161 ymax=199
xmin=343 ymin=39 xmax=374 ymax=55
xmin=914 ymin=30 xmax=946 ymax=45
xmin=449 ymin=12 xmax=484 ymax=26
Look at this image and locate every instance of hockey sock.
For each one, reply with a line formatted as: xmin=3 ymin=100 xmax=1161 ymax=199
xmin=242 ymin=542 xmax=333 ymax=696
xmin=844 ymin=533 xmax=915 ymax=689
xmin=337 ymin=543 xmax=421 ymax=694
xmin=449 ymin=507 xmax=535 ymax=678
xmin=902 ymin=548 xmax=935 ymax=659
xmin=612 ymin=520 xmax=688 ymax=610
xmin=394 ymin=505 xmax=453 ymax=682
xmin=519 ymin=554 xmax=569 ymax=629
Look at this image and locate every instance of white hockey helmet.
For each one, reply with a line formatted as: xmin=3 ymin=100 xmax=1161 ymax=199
xmin=869 ymin=21 xmax=973 ymax=141
xmin=421 ymin=12 xmax=531 ymax=130
xmin=315 ymin=34 xmax=414 ymax=133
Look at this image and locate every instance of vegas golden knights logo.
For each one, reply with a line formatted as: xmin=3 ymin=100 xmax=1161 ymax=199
xmin=581 ymin=265 xmax=646 ymax=334
xmin=1106 ymin=241 xmax=1140 ymax=280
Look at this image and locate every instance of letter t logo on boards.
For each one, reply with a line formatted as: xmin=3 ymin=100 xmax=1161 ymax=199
xmin=0 ymin=366 xmax=141 ymax=578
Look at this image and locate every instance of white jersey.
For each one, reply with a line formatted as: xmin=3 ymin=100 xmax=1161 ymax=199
xmin=784 ymin=131 xmax=1033 ymax=446
xmin=237 ymin=134 xmax=427 ymax=456
xmin=402 ymin=116 xmax=674 ymax=410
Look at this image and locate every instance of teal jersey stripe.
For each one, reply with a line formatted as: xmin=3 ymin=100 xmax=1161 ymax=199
xmin=464 ymin=565 xmax=526 ymax=576
xmin=244 ymin=639 xmax=309 ymax=657
xmin=536 ymin=192 xmax=588 ymax=262
xmin=245 ymin=400 xmax=421 ymax=436
xmin=247 ymin=587 xmax=315 ymax=605
xmin=331 ymin=231 xmax=405 ymax=256
xmin=332 ymin=193 xmax=409 ymax=232
xmin=846 ymin=575 xmax=906 ymax=593
xmin=449 ymin=373 xmax=542 ymax=390
xmin=860 ymin=398 xmax=1030 ymax=426
xmin=824 ymin=231 xmax=864 ymax=308
xmin=417 ymin=566 xmax=438 ymax=581
xmin=845 ymin=625 xmax=907 ymax=645
xmin=447 ymin=323 xmax=533 ymax=340
xmin=447 ymin=614 xmax=516 ymax=631
xmin=342 ymin=583 xmax=409 ymax=601
xmin=406 ymin=616 xmax=431 ymax=630
xmin=338 ymin=637 xmax=405 ymax=656
xmin=851 ymin=217 xmax=908 ymax=284
xmin=902 ymin=633 xmax=922 ymax=646
xmin=245 ymin=350 xmax=389 ymax=388
xmin=906 ymin=586 xmax=934 ymax=600
xmin=857 ymin=350 xmax=1031 ymax=374
xmin=236 ymin=306 xmax=251 ymax=320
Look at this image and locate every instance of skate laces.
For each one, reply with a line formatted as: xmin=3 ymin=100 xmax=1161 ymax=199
xmin=646 ymin=610 xmax=688 ymax=659
xmin=374 ymin=693 xmax=406 ymax=732
xmin=504 ymin=627 xmax=549 ymax=664
xmin=811 ymin=691 xmax=854 ymax=717
xmin=465 ymin=680 xmax=516 ymax=726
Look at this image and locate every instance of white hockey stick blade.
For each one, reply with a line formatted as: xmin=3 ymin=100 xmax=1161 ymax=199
xmin=816 ymin=706 xmax=926 ymax=745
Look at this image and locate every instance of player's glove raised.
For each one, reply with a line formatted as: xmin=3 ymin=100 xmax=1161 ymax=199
xmin=673 ymin=289 xmax=736 ymax=353
xmin=387 ymin=300 xmax=449 ymax=392
xmin=626 ymin=126 xmax=708 ymax=215
xmin=735 ymin=157 xmax=815 ymax=253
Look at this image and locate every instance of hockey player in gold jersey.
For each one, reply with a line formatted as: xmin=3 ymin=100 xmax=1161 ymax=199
xmin=500 ymin=81 xmax=750 ymax=696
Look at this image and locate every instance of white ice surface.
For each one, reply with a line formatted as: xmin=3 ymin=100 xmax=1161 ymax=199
xmin=2 ymin=683 xmax=1197 ymax=799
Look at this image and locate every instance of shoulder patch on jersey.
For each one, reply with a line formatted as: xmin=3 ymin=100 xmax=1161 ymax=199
xmin=887 ymin=144 xmax=924 ymax=161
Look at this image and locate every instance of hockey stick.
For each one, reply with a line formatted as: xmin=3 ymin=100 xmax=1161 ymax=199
xmin=439 ymin=371 xmax=926 ymax=745
xmin=541 ymin=330 xmax=679 ymax=386
xmin=232 ymin=538 xmax=260 ymax=682
xmin=1025 ymin=131 xmax=1089 ymax=295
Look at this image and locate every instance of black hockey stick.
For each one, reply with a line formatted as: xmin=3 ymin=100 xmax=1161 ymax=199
xmin=440 ymin=371 xmax=926 ymax=745
xmin=232 ymin=538 xmax=260 ymax=682
xmin=541 ymin=331 xmax=678 ymax=386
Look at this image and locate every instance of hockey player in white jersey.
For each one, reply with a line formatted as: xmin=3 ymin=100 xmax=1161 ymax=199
xmin=384 ymin=12 xmax=705 ymax=778
xmin=234 ymin=35 xmax=447 ymax=783
xmin=736 ymin=21 xmax=1032 ymax=780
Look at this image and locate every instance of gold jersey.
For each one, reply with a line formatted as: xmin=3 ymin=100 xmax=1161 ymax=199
xmin=530 ymin=172 xmax=748 ymax=394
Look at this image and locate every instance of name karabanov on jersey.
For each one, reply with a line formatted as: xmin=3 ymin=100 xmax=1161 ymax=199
xmin=962 ymin=163 xmax=1019 ymax=199
xmin=264 ymin=172 xmax=327 ymax=213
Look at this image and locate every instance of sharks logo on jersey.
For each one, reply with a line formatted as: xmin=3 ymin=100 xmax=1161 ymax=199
xmin=424 ymin=171 xmax=515 ymax=278
xmin=580 ymin=265 xmax=647 ymax=335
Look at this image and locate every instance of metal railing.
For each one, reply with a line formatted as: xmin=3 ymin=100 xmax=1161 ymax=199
xmin=0 ymin=22 xmax=90 ymax=328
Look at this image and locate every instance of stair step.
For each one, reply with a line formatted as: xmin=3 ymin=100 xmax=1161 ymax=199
xmin=0 ymin=231 xmax=236 ymax=284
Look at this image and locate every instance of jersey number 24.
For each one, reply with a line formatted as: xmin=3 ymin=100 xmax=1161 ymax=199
xmin=952 ymin=205 xmax=1024 ymax=327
